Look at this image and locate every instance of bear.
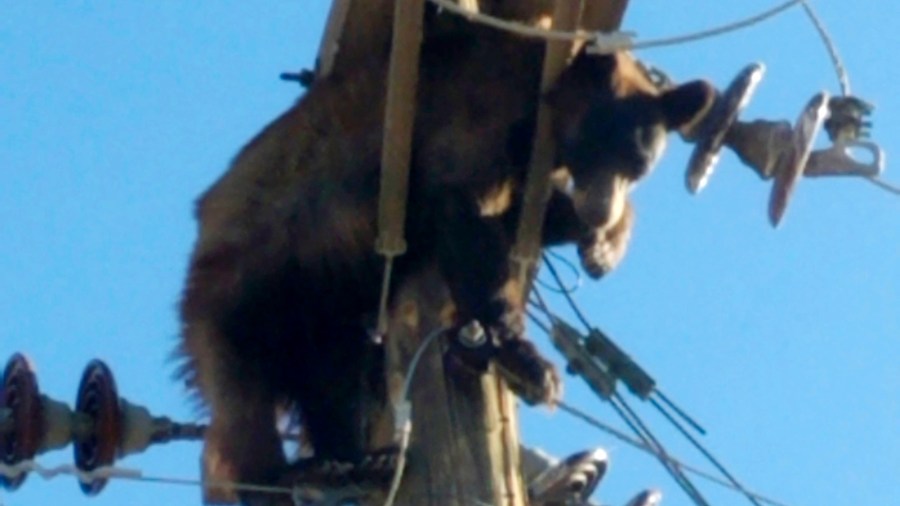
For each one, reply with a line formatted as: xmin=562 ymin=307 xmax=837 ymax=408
xmin=177 ymin=16 xmax=714 ymax=505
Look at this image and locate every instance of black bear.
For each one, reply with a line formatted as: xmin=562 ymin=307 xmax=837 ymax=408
xmin=177 ymin=17 xmax=713 ymax=505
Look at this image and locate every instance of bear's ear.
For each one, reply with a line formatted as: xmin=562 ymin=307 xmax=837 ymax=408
xmin=659 ymin=80 xmax=716 ymax=132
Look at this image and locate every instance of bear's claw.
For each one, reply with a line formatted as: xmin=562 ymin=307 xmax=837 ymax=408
xmin=494 ymin=339 xmax=562 ymax=406
xmin=277 ymin=446 xmax=399 ymax=490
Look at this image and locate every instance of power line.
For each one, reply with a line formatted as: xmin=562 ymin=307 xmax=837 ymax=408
xmin=535 ymin=254 xmax=794 ymax=506
xmin=799 ymin=0 xmax=850 ymax=95
xmin=428 ymin=0 xmax=806 ymax=53
xmin=541 ymin=253 xmax=592 ymax=331
xmin=611 ymin=393 xmax=711 ymax=506
xmin=556 ymin=403 xmax=794 ymax=506
xmin=627 ymin=1 xmax=802 ymax=53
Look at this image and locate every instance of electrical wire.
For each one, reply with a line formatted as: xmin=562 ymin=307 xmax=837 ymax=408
xmin=542 ymin=254 xmax=592 ymax=331
xmin=535 ymin=249 xmax=584 ymax=295
xmin=649 ymin=397 xmax=762 ymax=506
xmin=0 ymin=329 xmax=448 ymax=506
xmin=866 ymin=176 xmax=900 ymax=195
xmin=556 ymin=403 xmax=794 ymax=506
xmin=0 ymin=461 xmax=296 ymax=497
xmin=2 ymin=404 xmax=796 ymax=506
xmin=628 ymin=1 xmax=803 ymax=53
xmin=655 ymin=389 xmax=707 ymax=436
xmin=796 ymin=1 xmax=900 ymax=197
xmin=383 ymin=326 xmax=447 ymax=506
xmin=428 ymin=0 xmax=806 ymax=52
xmin=611 ymin=393 xmax=711 ymax=506
xmin=537 ymin=254 xmax=797 ymax=506
xmin=799 ymin=0 xmax=850 ymax=95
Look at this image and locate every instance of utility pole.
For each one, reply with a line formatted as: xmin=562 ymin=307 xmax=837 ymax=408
xmin=298 ymin=2 xmax=631 ymax=505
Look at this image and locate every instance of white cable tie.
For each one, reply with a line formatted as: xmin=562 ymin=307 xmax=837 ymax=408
xmin=587 ymin=31 xmax=637 ymax=54
xmin=392 ymin=400 xmax=412 ymax=437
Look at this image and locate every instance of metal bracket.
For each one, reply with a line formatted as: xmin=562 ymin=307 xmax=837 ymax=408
xmin=805 ymin=139 xmax=884 ymax=178
xmin=682 ymin=63 xmax=890 ymax=226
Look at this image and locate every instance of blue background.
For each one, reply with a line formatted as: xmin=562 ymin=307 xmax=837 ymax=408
xmin=1 ymin=2 xmax=897 ymax=505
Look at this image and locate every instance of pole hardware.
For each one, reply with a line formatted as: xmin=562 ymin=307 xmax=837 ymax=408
xmin=0 ymin=353 xmax=205 ymax=495
xmin=682 ymin=63 xmax=888 ymax=226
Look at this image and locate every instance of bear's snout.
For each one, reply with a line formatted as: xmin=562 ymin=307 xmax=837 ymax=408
xmin=572 ymin=173 xmax=630 ymax=230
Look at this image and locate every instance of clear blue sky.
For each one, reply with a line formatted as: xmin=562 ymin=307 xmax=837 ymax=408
xmin=1 ymin=2 xmax=897 ymax=505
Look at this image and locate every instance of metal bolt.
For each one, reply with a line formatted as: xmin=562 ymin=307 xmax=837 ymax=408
xmin=458 ymin=321 xmax=487 ymax=348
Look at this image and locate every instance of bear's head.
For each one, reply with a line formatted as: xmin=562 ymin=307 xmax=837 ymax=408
xmin=548 ymin=51 xmax=715 ymax=229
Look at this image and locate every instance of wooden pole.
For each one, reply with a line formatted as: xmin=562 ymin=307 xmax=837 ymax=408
xmin=510 ymin=0 xmax=587 ymax=294
xmin=311 ymin=3 xmax=633 ymax=506
xmin=373 ymin=268 xmax=526 ymax=506
xmin=314 ymin=0 xmax=353 ymax=78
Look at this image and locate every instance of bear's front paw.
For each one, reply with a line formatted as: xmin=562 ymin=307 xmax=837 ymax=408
xmin=494 ymin=339 xmax=562 ymax=406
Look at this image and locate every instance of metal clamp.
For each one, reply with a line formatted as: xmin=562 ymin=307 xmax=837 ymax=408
xmin=805 ymin=139 xmax=884 ymax=178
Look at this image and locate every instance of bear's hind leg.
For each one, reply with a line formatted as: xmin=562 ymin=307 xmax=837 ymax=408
xmin=180 ymin=252 xmax=288 ymax=505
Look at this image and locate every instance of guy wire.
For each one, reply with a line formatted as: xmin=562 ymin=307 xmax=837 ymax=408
xmin=799 ymin=0 xmax=850 ymax=95
xmin=611 ymin=393 xmax=711 ymax=506
xmin=650 ymin=397 xmax=763 ymax=506
xmin=556 ymin=402 xmax=795 ymax=506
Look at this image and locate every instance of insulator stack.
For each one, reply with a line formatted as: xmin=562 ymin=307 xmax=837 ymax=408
xmin=0 ymin=353 xmax=206 ymax=495
xmin=683 ymin=63 xmax=885 ymax=226
xmin=0 ymin=353 xmax=42 ymax=491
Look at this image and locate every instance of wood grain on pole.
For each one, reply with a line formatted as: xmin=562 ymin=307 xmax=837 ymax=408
xmin=315 ymin=0 xmax=353 ymax=78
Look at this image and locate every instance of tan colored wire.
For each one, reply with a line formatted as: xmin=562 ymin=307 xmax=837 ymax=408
xmin=428 ymin=0 xmax=806 ymax=53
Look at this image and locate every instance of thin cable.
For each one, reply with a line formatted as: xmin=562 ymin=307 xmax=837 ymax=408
xmin=799 ymin=0 xmax=850 ymax=95
xmin=0 ymin=404 xmax=791 ymax=505
xmin=531 ymin=285 xmax=553 ymax=318
xmin=535 ymin=250 xmax=584 ymax=295
xmin=0 ymin=461 xmax=296 ymax=497
xmin=656 ymin=389 xmax=707 ymax=436
xmin=610 ymin=400 xmax=709 ymax=506
xmin=533 ymin=291 xmax=790 ymax=506
xmin=542 ymin=254 xmax=592 ymax=331
xmin=630 ymin=0 xmax=803 ymax=52
xmin=526 ymin=308 xmax=552 ymax=336
xmin=429 ymin=0 xmax=804 ymax=52
xmin=650 ymin=398 xmax=762 ymax=506
xmin=557 ymin=402 xmax=794 ymax=506
xmin=383 ymin=326 xmax=447 ymax=506
xmin=867 ymin=176 xmax=900 ymax=195
xmin=797 ymin=3 xmax=900 ymax=198
xmin=612 ymin=394 xmax=711 ymax=506
xmin=428 ymin=0 xmax=596 ymax=43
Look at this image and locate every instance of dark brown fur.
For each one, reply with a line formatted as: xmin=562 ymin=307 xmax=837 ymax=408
xmin=178 ymin=20 xmax=713 ymax=502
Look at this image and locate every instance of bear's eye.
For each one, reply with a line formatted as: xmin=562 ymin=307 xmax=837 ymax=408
xmin=634 ymin=123 xmax=667 ymax=169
